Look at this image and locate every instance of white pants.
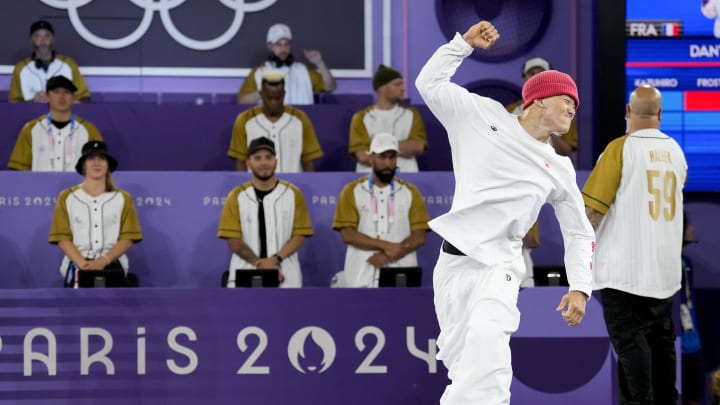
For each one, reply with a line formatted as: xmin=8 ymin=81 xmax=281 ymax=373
xmin=433 ymin=251 xmax=523 ymax=405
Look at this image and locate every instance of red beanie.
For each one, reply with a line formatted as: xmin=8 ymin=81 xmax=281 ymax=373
xmin=521 ymin=70 xmax=579 ymax=110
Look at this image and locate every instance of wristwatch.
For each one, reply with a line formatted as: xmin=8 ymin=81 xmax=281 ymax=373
xmin=273 ymin=254 xmax=283 ymax=266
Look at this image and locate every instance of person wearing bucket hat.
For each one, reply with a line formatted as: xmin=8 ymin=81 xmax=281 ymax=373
xmin=237 ymin=23 xmax=336 ymax=105
xmin=49 ymin=140 xmax=142 ymax=287
xmin=416 ymin=21 xmax=593 ymax=403
xmin=349 ymin=65 xmax=428 ymax=173
xmin=332 ymin=133 xmax=430 ymax=287
xmin=8 ymin=75 xmax=103 ymax=172
xmin=229 ymin=70 xmax=324 ymax=173
xmin=218 ymin=136 xmax=314 ymax=288
xmin=9 ymin=20 xmax=90 ymax=103
xmin=506 ymin=57 xmax=578 ymax=158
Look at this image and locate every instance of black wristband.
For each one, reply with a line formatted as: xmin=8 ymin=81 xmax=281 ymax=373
xmin=274 ymin=254 xmax=283 ymax=266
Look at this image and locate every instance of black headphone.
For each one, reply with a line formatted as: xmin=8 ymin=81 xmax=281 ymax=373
xmin=33 ymin=51 xmax=55 ymax=71
xmin=268 ymin=53 xmax=294 ymax=67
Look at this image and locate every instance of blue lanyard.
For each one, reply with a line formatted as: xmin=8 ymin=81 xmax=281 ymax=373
xmin=47 ymin=112 xmax=76 ymax=158
xmin=368 ymin=174 xmax=395 ymax=226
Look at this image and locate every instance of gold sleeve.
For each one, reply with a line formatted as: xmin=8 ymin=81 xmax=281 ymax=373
xmin=582 ymin=135 xmax=628 ymax=215
xmin=218 ymin=187 xmax=243 ymax=239
xmin=309 ymin=68 xmax=325 ymax=93
xmin=295 ymin=108 xmax=324 ymax=162
xmin=525 ymin=221 xmax=540 ymax=244
xmin=237 ymin=66 xmax=260 ymax=100
xmin=59 ymin=56 xmax=91 ymax=102
xmin=77 ymin=117 xmax=103 ymax=141
xmin=561 ymin=121 xmax=578 ymax=149
xmin=49 ymin=188 xmax=74 ymax=243
xmin=8 ymin=60 xmax=28 ymax=103
xmin=407 ymin=107 xmax=429 ymax=147
xmin=228 ymin=109 xmax=256 ymax=161
xmin=290 ymin=184 xmax=314 ymax=236
xmin=406 ymin=183 xmax=431 ymax=232
xmin=348 ymin=109 xmax=371 ymax=155
xmin=505 ymin=99 xmax=523 ymax=114
xmin=332 ymin=180 xmax=361 ymax=230
xmin=119 ymin=191 xmax=143 ymax=242
xmin=7 ymin=120 xmax=37 ymax=170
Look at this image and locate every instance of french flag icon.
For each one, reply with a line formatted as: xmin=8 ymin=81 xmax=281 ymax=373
xmin=663 ymin=22 xmax=681 ymax=37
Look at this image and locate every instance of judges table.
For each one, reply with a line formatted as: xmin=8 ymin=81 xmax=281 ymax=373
xmin=0 ymin=287 xmax=614 ymax=404
xmin=0 ymin=171 xmax=583 ymax=288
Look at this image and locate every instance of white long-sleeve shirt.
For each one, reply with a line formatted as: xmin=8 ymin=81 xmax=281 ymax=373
xmin=415 ymin=33 xmax=594 ymax=297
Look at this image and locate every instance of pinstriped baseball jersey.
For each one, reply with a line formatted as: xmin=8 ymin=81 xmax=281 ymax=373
xmin=49 ymin=185 xmax=143 ymax=277
xmin=348 ymin=105 xmax=428 ymax=173
xmin=217 ymin=179 xmax=313 ymax=287
xmin=228 ymin=105 xmax=323 ymax=173
xmin=583 ymin=129 xmax=687 ymax=299
xmin=415 ymin=33 xmax=594 ymax=297
xmin=9 ymin=55 xmax=91 ymax=102
xmin=332 ymin=176 xmax=430 ymax=287
xmin=8 ymin=114 xmax=103 ymax=171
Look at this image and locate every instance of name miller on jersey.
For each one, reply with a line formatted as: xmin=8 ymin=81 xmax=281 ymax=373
xmin=650 ymin=149 xmax=673 ymax=163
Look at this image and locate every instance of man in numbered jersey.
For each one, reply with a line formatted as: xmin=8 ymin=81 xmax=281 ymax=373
xmin=218 ymin=137 xmax=314 ymax=288
xmin=228 ymin=70 xmax=324 ymax=173
xmin=349 ymin=65 xmax=428 ymax=173
xmin=8 ymin=75 xmax=103 ymax=171
xmin=10 ymin=20 xmax=90 ymax=103
xmin=333 ymin=133 xmax=430 ymax=288
xmin=583 ymin=85 xmax=687 ymax=404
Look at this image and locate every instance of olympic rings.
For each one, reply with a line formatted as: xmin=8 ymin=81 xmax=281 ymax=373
xmin=39 ymin=0 xmax=278 ymax=50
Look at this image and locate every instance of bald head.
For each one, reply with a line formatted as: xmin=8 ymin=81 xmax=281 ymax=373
xmin=629 ymin=85 xmax=662 ymax=117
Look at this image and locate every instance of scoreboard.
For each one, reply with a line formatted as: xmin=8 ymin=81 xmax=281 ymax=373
xmin=626 ymin=0 xmax=720 ymax=192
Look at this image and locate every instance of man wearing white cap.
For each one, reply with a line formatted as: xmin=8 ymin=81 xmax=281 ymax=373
xmin=333 ymin=133 xmax=430 ymax=288
xmin=237 ymin=23 xmax=336 ymax=105
xmin=416 ymin=21 xmax=593 ymax=403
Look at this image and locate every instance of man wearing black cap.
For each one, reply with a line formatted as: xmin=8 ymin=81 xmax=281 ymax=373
xmin=9 ymin=20 xmax=90 ymax=103
xmin=49 ymin=141 xmax=143 ymax=286
xmin=349 ymin=64 xmax=428 ymax=173
xmin=8 ymin=75 xmax=103 ymax=171
xmin=218 ymin=137 xmax=314 ymax=288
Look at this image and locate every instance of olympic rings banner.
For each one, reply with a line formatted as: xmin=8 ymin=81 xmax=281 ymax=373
xmin=0 ymin=0 xmax=372 ymax=77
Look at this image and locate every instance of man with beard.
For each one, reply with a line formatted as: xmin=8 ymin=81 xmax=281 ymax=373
xmin=228 ymin=70 xmax=324 ymax=172
xmin=332 ymin=133 xmax=430 ymax=287
xmin=10 ymin=20 xmax=90 ymax=103
xmin=349 ymin=65 xmax=428 ymax=173
xmin=218 ymin=137 xmax=314 ymax=288
xmin=237 ymin=23 xmax=336 ymax=105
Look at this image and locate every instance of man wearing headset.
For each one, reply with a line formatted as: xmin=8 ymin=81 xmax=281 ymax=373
xmin=10 ymin=20 xmax=90 ymax=103
xmin=237 ymin=23 xmax=336 ymax=105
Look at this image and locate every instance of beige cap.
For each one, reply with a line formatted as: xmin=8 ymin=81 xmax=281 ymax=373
xmin=369 ymin=133 xmax=399 ymax=154
xmin=267 ymin=23 xmax=292 ymax=43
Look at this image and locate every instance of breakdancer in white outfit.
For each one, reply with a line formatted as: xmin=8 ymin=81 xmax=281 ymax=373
xmin=415 ymin=21 xmax=595 ymax=404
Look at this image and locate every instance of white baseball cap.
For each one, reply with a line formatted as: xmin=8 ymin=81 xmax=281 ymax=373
xmin=267 ymin=23 xmax=292 ymax=44
xmin=369 ymin=133 xmax=399 ymax=154
xmin=522 ymin=57 xmax=550 ymax=75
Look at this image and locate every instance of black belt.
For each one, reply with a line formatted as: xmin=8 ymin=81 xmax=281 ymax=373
xmin=442 ymin=240 xmax=466 ymax=256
